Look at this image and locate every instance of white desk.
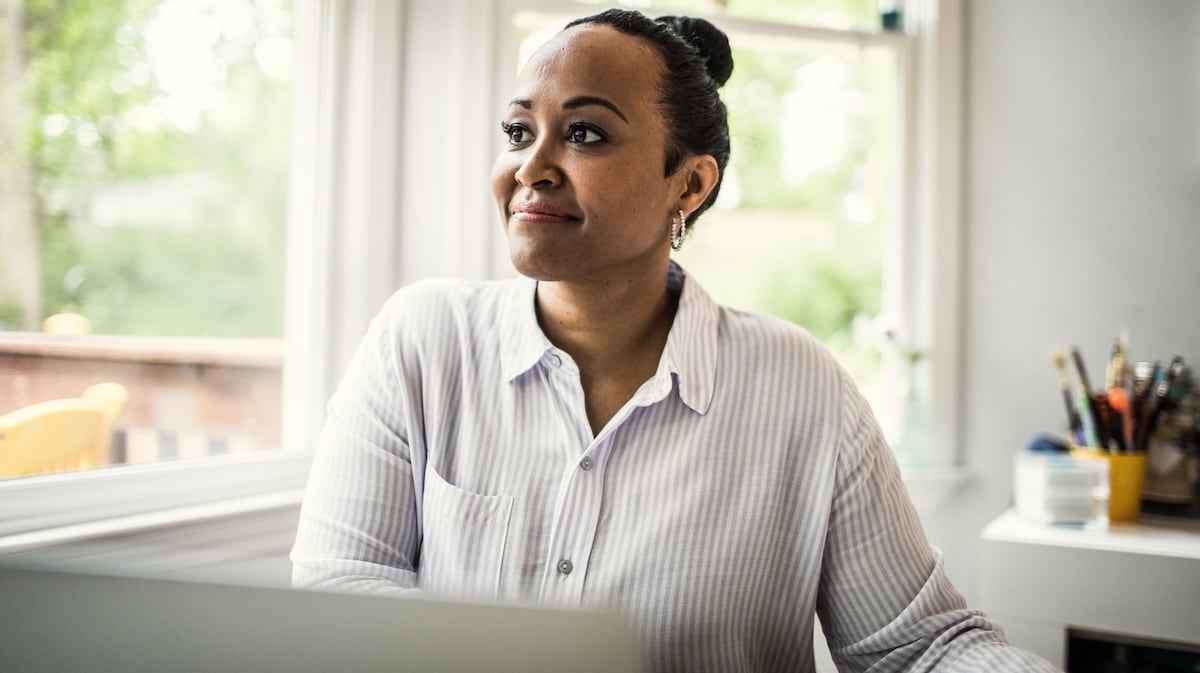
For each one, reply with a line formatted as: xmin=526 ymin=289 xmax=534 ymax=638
xmin=979 ymin=509 xmax=1200 ymax=668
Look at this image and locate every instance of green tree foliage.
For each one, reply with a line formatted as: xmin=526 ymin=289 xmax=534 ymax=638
xmin=23 ymin=0 xmax=158 ymax=187
xmin=12 ymin=0 xmax=290 ymax=337
xmin=41 ymin=220 xmax=283 ymax=336
xmin=680 ymin=43 xmax=892 ymax=341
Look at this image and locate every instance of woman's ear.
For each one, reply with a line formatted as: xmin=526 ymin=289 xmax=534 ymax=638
xmin=677 ymin=154 xmax=720 ymax=216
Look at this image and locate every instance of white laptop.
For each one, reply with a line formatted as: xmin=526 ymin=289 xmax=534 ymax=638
xmin=0 ymin=565 xmax=648 ymax=673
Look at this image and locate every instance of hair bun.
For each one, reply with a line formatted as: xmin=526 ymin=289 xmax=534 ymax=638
xmin=658 ymin=16 xmax=733 ymax=87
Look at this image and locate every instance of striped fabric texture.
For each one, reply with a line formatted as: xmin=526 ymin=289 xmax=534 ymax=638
xmin=291 ymin=263 xmax=1060 ymax=673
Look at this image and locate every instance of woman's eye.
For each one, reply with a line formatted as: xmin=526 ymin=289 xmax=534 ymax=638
xmin=500 ymin=122 xmax=531 ymax=145
xmin=566 ymin=124 xmax=605 ymax=144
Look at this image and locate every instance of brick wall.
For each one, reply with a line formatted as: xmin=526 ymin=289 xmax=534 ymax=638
xmin=1 ymin=333 xmax=283 ymax=464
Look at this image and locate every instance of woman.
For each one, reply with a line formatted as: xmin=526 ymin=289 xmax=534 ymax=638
xmin=292 ymin=9 xmax=1059 ymax=672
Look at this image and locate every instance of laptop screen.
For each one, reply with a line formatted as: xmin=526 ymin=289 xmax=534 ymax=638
xmin=0 ymin=565 xmax=648 ymax=673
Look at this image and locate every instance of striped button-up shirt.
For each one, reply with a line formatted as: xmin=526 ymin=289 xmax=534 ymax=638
xmin=291 ymin=263 xmax=1059 ymax=672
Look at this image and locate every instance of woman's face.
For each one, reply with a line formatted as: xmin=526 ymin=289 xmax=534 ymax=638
xmin=490 ymin=24 xmax=686 ymax=283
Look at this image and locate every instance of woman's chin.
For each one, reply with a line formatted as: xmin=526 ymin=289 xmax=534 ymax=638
xmin=508 ymin=247 xmax=564 ymax=282
xmin=510 ymin=260 xmax=572 ymax=283
xmin=504 ymin=234 xmax=580 ymax=279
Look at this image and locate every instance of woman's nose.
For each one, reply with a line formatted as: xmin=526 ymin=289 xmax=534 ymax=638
xmin=514 ymin=141 xmax=562 ymax=189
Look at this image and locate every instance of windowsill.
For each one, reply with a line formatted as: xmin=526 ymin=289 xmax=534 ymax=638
xmin=0 ymin=450 xmax=312 ymax=539
xmin=0 ymin=488 xmax=305 ymax=555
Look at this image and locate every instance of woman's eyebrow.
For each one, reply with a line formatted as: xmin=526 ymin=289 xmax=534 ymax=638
xmin=563 ymin=96 xmax=628 ymax=123
xmin=506 ymin=96 xmax=629 ymax=124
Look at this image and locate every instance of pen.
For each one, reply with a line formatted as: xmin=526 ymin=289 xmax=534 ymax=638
xmin=1140 ymin=358 xmax=1179 ymax=450
xmin=1131 ymin=360 xmax=1156 ymax=446
xmin=1090 ymin=391 xmax=1120 ymax=452
xmin=1166 ymin=356 xmax=1186 ymax=402
xmin=1107 ymin=386 xmax=1133 ymax=453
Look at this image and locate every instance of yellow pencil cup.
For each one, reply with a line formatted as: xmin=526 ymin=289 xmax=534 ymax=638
xmin=1072 ymin=447 xmax=1146 ymax=523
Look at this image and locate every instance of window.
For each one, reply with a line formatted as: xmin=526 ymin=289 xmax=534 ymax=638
xmin=0 ymin=0 xmax=964 ymax=546
xmin=0 ymin=0 xmax=417 ymax=541
xmin=1 ymin=0 xmax=293 ymax=481
xmin=505 ymin=0 xmax=963 ymax=469
xmin=0 ymin=0 xmax=328 ymax=543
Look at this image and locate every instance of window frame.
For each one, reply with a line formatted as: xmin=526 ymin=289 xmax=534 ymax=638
xmin=0 ymin=0 xmax=966 ymax=546
xmin=0 ymin=0 xmax=406 ymax=541
xmin=900 ymin=0 xmax=966 ymax=481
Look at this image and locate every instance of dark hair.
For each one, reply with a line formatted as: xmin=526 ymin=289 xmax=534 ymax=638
xmin=565 ymin=9 xmax=732 ymax=226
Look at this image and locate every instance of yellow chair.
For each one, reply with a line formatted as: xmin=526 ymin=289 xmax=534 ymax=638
xmin=82 ymin=382 xmax=130 ymax=426
xmin=0 ymin=383 xmax=129 ymax=479
xmin=42 ymin=311 xmax=91 ymax=336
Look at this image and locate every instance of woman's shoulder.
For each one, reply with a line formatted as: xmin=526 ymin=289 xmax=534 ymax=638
xmin=371 ymin=276 xmax=524 ymax=341
xmin=717 ymin=304 xmax=839 ymax=366
xmin=380 ymin=276 xmax=516 ymax=316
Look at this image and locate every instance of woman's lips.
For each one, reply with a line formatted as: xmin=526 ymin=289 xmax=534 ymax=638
xmin=510 ymin=202 xmax=579 ymax=223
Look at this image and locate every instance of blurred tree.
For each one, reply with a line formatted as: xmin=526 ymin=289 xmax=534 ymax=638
xmin=1 ymin=0 xmax=41 ymax=329
xmin=1 ymin=0 xmax=289 ymax=337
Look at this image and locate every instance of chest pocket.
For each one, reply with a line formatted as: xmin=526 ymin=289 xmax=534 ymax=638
xmin=419 ymin=466 xmax=514 ymax=600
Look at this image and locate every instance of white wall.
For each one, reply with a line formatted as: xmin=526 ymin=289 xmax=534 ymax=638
xmin=924 ymin=0 xmax=1200 ymax=602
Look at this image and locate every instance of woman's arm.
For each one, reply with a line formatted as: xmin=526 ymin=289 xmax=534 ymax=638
xmin=290 ymin=294 xmax=424 ymax=595
xmin=816 ymin=373 xmax=1060 ymax=672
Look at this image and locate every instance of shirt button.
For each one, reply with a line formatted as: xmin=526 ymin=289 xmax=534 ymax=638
xmin=548 ymin=353 xmax=562 ymax=368
xmin=556 ymin=559 xmax=573 ymax=575
xmin=580 ymin=456 xmax=594 ymax=471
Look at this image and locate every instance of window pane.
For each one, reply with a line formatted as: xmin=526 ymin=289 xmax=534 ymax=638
xmin=0 ymin=0 xmax=292 ymax=480
xmin=675 ymin=42 xmax=916 ymax=460
xmin=512 ymin=8 xmax=926 ymax=465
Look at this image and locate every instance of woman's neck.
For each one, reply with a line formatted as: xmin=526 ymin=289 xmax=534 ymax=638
xmin=534 ymin=260 xmax=676 ymax=373
xmin=536 ymin=260 xmax=679 ymax=435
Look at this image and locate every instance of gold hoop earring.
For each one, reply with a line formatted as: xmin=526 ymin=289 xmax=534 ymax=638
xmin=670 ymin=209 xmax=688 ymax=252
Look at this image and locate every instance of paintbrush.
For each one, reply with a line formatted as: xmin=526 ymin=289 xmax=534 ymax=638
xmin=1071 ymin=347 xmax=1108 ymax=448
xmin=1051 ymin=350 xmax=1085 ymax=446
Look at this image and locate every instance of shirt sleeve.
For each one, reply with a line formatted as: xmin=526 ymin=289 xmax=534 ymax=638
xmin=816 ymin=372 xmax=1061 ymax=672
xmin=290 ymin=293 xmax=423 ymax=595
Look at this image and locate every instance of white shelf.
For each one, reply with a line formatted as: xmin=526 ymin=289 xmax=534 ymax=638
xmin=983 ymin=509 xmax=1200 ymax=560
xmin=979 ymin=509 xmax=1200 ymax=667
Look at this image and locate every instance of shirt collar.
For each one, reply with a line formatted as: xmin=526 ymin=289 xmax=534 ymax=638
xmin=498 ymin=262 xmax=720 ymax=416
xmin=499 ymin=275 xmax=549 ymax=383
xmin=664 ymin=262 xmax=719 ymax=415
